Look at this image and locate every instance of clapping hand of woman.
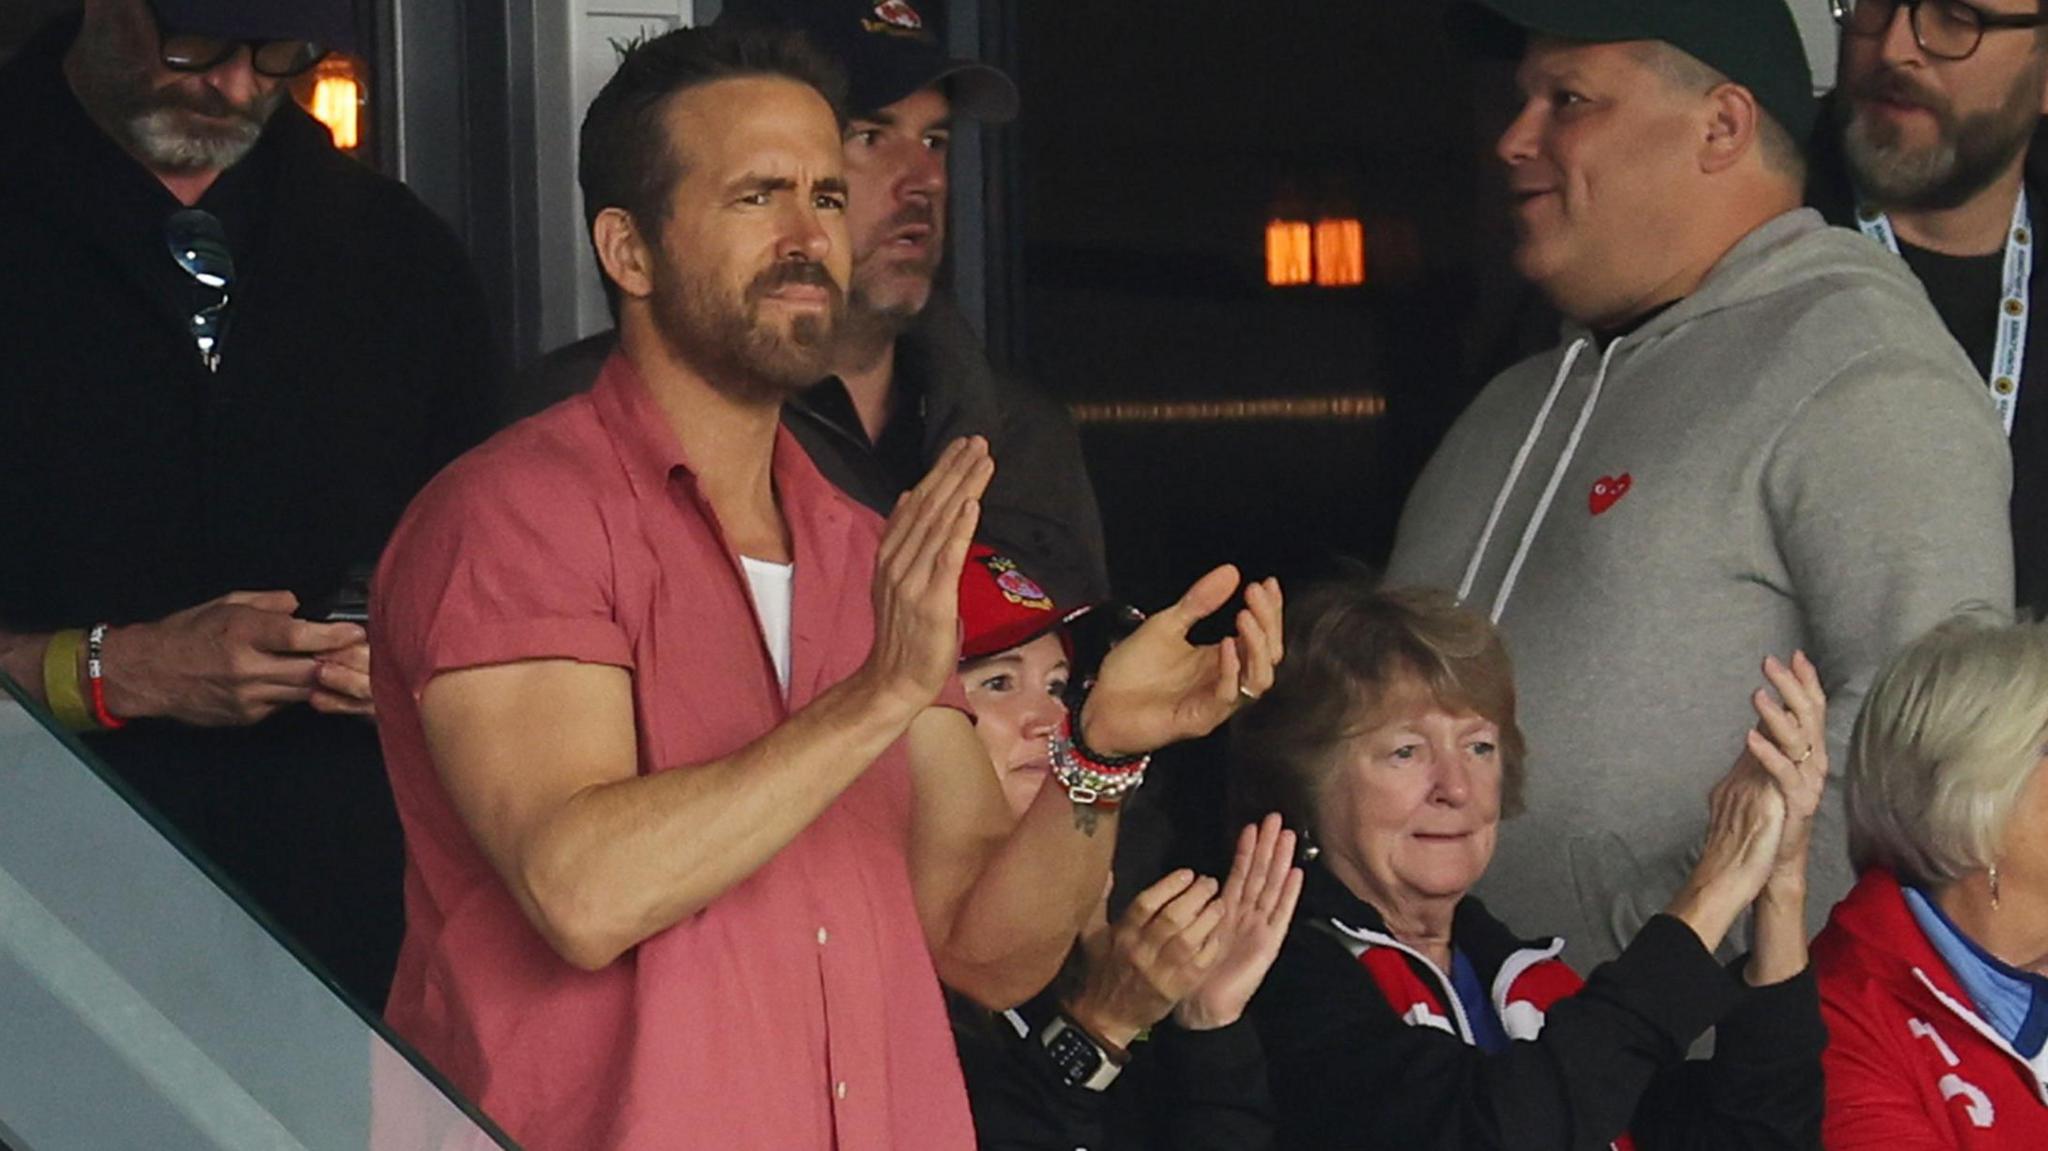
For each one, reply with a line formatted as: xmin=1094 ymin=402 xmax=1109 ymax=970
xmin=1664 ymin=651 xmax=1828 ymax=980
xmin=1079 ymin=572 xmax=1284 ymax=760
xmin=1739 ymin=651 xmax=1828 ymax=985
xmin=1743 ymin=652 xmax=1829 ymax=894
xmin=1176 ymin=814 xmax=1305 ymax=1032
xmin=1063 ymin=815 xmax=1303 ymax=1048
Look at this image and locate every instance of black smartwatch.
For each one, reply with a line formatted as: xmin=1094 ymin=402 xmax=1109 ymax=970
xmin=1039 ymin=1015 xmax=1124 ymax=1091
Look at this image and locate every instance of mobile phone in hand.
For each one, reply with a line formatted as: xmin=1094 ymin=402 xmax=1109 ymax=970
xmin=304 ymin=566 xmax=372 ymax=624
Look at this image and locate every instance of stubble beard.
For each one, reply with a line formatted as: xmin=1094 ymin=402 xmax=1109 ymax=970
xmin=843 ymin=201 xmax=942 ymax=347
xmin=1843 ymin=63 xmax=2044 ymax=212
xmin=651 ymin=252 xmax=845 ymax=405
xmin=843 ymin=260 xmax=934 ymax=350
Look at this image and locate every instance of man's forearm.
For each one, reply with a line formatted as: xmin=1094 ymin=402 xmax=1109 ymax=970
xmin=470 ymin=666 xmax=927 ymax=971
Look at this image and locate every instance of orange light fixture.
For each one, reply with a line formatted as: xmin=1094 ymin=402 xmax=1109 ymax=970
xmin=307 ymin=58 xmax=361 ymax=151
xmin=1265 ymin=220 xmax=1313 ymax=286
xmin=1313 ymin=217 xmax=1366 ymax=287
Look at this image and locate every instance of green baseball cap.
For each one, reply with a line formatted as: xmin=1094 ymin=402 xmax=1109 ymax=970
xmin=1453 ymin=0 xmax=1817 ymax=144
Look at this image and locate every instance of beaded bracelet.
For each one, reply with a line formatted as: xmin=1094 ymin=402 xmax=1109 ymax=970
xmin=1049 ymin=711 xmax=1150 ymax=807
xmin=87 ymin=623 xmax=125 ymax=730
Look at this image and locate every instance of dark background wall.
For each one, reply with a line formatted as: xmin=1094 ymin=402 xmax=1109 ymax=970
xmin=1 ymin=0 xmax=79 ymax=60
xmin=1001 ymin=0 xmax=1544 ymax=609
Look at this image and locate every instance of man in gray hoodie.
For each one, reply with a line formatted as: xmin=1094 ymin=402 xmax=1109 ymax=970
xmin=1388 ymin=0 xmax=2013 ymax=967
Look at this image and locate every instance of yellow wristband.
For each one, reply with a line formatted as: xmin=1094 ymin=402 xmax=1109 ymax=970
xmin=42 ymin=629 xmax=94 ymax=732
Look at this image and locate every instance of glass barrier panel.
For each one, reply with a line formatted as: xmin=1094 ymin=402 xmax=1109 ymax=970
xmin=0 ymin=683 xmax=517 ymax=1151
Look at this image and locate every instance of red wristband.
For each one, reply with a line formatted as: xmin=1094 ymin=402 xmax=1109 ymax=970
xmin=87 ymin=623 xmax=125 ymax=730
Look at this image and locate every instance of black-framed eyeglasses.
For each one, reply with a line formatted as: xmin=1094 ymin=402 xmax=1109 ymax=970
xmin=145 ymin=0 xmax=330 ymax=78
xmin=164 ymin=209 xmax=235 ymax=372
xmin=1832 ymin=0 xmax=2048 ymax=62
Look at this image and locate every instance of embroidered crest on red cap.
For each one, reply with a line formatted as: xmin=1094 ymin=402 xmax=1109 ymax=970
xmin=1589 ymin=473 xmax=1633 ymax=516
xmin=870 ymin=1 xmax=924 ymax=32
xmin=982 ymin=554 xmax=1053 ymax=612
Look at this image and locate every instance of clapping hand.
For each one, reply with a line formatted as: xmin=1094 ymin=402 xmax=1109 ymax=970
xmin=1175 ymin=814 xmax=1305 ymax=1031
xmin=1065 ymin=869 xmax=1231 ymax=1048
xmin=1666 ymin=651 xmax=1829 ymax=955
xmin=1079 ymin=570 xmax=1283 ymax=759
xmin=1742 ymin=651 xmax=1828 ymax=895
xmin=861 ymin=438 xmax=994 ymax=715
xmin=1063 ymin=815 xmax=1304 ymax=1047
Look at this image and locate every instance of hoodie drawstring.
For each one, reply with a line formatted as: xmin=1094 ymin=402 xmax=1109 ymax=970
xmin=1456 ymin=336 xmax=1623 ymax=623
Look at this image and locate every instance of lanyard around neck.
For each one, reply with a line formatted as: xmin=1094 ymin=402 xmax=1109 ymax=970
xmin=1856 ymin=191 xmax=2030 ymax=438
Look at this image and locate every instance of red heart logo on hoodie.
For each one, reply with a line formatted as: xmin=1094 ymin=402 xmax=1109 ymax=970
xmin=1589 ymin=473 xmax=1632 ymax=516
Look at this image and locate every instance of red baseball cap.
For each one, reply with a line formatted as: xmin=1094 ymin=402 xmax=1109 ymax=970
xmin=958 ymin=544 xmax=1091 ymax=661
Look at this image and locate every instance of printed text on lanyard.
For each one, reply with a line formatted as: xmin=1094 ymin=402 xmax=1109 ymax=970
xmin=1857 ymin=192 xmax=2029 ymax=437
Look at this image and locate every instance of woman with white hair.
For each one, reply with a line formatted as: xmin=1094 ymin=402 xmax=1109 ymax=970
xmin=1814 ymin=616 xmax=2048 ymax=1149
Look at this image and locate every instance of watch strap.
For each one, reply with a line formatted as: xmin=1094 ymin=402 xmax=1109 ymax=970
xmin=1040 ymin=1014 xmax=1124 ymax=1091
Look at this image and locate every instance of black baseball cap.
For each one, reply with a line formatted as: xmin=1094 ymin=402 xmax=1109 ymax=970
xmin=716 ymin=0 xmax=1018 ymax=122
xmin=1453 ymin=0 xmax=1816 ymax=144
xmin=152 ymin=0 xmax=357 ymax=52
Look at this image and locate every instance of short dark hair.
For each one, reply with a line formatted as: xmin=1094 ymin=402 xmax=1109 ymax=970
xmin=1229 ymin=575 xmax=1527 ymax=836
xmin=577 ymin=24 xmax=847 ymax=313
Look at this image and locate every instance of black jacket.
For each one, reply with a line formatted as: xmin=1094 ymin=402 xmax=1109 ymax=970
xmin=1246 ymin=863 xmax=1825 ymax=1151
xmin=508 ymin=294 xmax=1112 ymax=610
xmin=0 ymin=19 xmax=498 ymax=1010
xmin=1809 ymin=94 xmax=2048 ymax=617
xmin=954 ymin=988 xmax=1275 ymax=1151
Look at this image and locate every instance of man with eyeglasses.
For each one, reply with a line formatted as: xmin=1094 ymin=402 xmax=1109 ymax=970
xmin=1811 ymin=0 xmax=2048 ymax=619
xmin=0 ymin=0 xmax=498 ymax=1011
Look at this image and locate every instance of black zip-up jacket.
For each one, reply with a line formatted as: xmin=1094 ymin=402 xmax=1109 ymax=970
xmin=1246 ymin=863 xmax=1825 ymax=1151
xmin=0 ymin=18 xmax=498 ymax=1011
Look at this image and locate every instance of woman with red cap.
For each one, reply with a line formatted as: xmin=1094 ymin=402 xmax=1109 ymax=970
xmin=950 ymin=544 xmax=1299 ymax=1151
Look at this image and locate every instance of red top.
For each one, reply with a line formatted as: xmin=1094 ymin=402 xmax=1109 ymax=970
xmin=1814 ymin=869 xmax=2048 ymax=1150
xmin=369 ymin=354 xmax=975 ymax=1151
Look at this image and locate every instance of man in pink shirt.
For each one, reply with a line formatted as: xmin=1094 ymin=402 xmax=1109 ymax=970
xmin=369 ymin=24 xmax=1282 ymax=1151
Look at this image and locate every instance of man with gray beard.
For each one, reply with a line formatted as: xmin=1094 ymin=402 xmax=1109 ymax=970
xmin=0 ymin=0 xmax=498 ymax=1010
xmin=1811 ymin=0 xmax=2048 ymax=615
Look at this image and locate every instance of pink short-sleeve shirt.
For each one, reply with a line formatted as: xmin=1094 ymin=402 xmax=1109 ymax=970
xmin=370 ymin=354 xmax=975 ymax=1151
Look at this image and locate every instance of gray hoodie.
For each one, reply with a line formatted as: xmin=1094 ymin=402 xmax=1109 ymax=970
xmin=1386 ymin=208 xmax=2013 ymax=968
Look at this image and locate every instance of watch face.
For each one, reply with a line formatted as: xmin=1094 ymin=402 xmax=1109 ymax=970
xmin=1046 ymin=1022 xmax=1105 ymax=1087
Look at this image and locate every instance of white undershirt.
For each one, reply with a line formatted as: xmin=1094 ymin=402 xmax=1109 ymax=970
xmin=740 ymin=556 xmax=794 ymax=695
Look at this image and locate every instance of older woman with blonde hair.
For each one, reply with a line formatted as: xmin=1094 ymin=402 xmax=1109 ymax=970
xmin=1813 ymin=615 xmax=2048 ymax=1150
xmin=1235 ymin=575 xmax=1828 ymax=1150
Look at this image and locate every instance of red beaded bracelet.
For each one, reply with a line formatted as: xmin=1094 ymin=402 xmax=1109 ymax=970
xmin=1049 ymin=711 xmax=1149 ymax=807
xmin=87 ymin=623 xmax=125 ymax=730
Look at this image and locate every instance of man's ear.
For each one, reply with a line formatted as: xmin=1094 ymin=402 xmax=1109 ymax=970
xmin=593 ymin=207 xmax=657 ymax=302
xmin=1700 ymin=83 xmax=1760 ymax=175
